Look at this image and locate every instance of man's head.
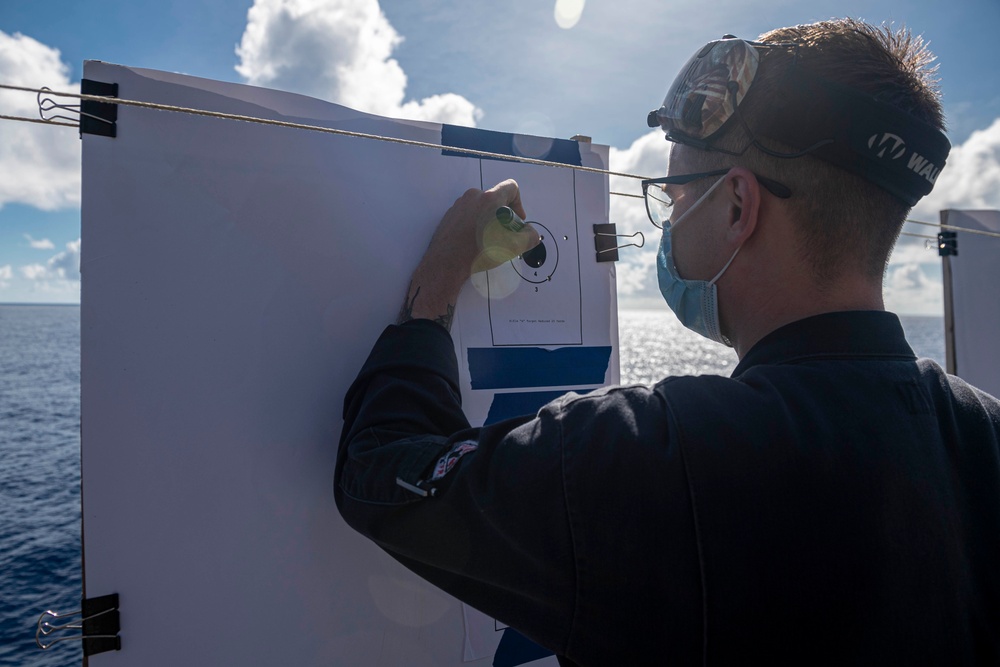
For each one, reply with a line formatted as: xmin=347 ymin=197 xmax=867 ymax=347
xmin=650 ymin=19 xmax=947 ymax=286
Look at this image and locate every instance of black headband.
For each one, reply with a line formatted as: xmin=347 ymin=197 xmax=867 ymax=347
xmin=648 ymin=36 xmax=952 ymax=206
xmin=751 ymin=66 xmax=951 ymax=206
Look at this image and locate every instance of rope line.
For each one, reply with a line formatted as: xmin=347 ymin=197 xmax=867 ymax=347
xmin=3 ymin=82 xmax=1000 ymax=243
xmin=899 ymin=231 xmax=937 ymax=242
xmin=905 ymin=217 xmax=1000 ymax=240
xmin=0 ymin=112 xmax=77 ymax=127
xmin=0 ymin=82 xmax=648 ymax=181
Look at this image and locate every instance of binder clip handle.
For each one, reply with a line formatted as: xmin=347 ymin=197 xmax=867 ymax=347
xmin=594 ymin=224 xmax=645 ymax=262
xmin=35 ymin=593 xmax=121 ymax=656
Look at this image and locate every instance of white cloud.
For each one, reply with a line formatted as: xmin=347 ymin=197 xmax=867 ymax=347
xmin=608 ymin=131 xmax=670 ymax=307
xmin=235 ymin=0 xmax=482 ymax=126
xmin=20 ymin=238 xmax=81 ymax=284
xmin=883 ymin=262 xmax=943 ymax=316
xmin=913 ymin=117 xmax=1000 ymax=219
xmin=0 ymin=264 xmax=11 ymax=289
xmin=24 ymin=233 xmax=55 ymax=250
xmin=21 ymin=263 xmax=47 ymax=280
xmin=889 ymin=236 xmax=938 ymax=267
xmin=50 ymin=237 xmax=81 ymax=279
xmin=888 ymin=116 xmax=1000 ymax=314
xmin=885 ymin=263 xmax=933 ymax=291
xmin=398 ymin=93 xmax=481 ymax=127
xmin=0 ymin=31 xmax=80 ymax=211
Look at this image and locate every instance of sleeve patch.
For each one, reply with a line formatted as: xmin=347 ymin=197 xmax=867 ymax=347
xmin=430 ymin=440 xmax=479 ymax=481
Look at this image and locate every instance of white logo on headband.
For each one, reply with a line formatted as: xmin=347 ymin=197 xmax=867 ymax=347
xmin=867 ymin=132 xmax=940 ymax=185
xmin=868 ymin=132 xmax=907 ymax=159
xmin=907 ymin=153 xmax=940 ymax=185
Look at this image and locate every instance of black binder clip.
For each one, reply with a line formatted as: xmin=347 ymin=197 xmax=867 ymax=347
xmin=937 ymin=230 xmax=957 ymax=257
xmin=593 ymin=224 xmax=644 ymax=262
xmin=36 ymin=593 xmax=121 ymax=656
xmin=37 ymin=79 xmax=118 ymax=138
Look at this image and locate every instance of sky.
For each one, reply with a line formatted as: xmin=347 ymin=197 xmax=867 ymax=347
xmin=0 ymin=0 xmax=998 ymax=313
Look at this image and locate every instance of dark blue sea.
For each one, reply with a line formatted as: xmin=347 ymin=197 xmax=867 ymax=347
xmin=0 ymin=304 xmax=946 ymax=666
xmin=1 ymin=305 xmax=82 ymax=667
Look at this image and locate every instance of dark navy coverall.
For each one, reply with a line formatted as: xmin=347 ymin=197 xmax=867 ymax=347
xmin=336 ymin=310 xmax=1000 ymax=666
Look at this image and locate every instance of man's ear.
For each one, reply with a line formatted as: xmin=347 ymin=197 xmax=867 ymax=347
xmin=724 ymin=166 xmax=760 ymax=244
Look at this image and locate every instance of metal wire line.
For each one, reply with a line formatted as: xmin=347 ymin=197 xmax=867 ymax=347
xmin=4 ymin=81 xmax=1000 ymax=244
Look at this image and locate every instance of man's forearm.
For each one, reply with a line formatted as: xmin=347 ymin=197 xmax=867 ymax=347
xmin=396 ymin=264 xmax=464 ymax=331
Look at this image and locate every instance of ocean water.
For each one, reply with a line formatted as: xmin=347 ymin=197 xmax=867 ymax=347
xmin=618 ymin=308 xmax=947 ymax=384
xmin=1 ymin=305 xmax=82 ymax=667
xmin=0 ymin=304 xmax=946 ymax=666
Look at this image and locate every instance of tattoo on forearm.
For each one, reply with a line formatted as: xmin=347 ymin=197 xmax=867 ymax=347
xmin=433 ymin=303 xmax=455 ymax=331
xmin=396 ymin=282 xmax=456 ymax=331
xmin=397 ymin=283 xmax=420 ymax=324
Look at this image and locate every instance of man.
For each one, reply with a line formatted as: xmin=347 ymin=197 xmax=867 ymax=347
xmin=336 ymin=18 xmax=1000 ymax=665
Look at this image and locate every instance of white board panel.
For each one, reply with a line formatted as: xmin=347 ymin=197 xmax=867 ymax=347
xmin=80 ymin=62 xmax=616 ymax=666
xmin=941 ymin=209 xmax=1000 ymax=398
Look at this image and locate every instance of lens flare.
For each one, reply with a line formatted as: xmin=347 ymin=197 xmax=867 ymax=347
xmin=554 ymin=0 xmax=585 ymax=29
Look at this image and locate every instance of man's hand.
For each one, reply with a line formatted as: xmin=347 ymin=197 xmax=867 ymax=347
xmin=397 ymin=179 xmax=541 ymax=330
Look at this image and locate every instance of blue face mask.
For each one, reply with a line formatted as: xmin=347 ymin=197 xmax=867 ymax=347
xmin=656 ymin=177 xmax=742 ymax=347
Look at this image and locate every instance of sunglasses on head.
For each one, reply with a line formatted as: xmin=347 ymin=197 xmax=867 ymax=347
xmin=646 ymin=36 xmax=951 ymax=206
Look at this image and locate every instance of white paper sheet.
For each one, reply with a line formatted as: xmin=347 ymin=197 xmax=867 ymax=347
xmin=941 ymin=209 xmax=1000 ymax=398
xmin=80 ymin=61 xmax=616 ymax=666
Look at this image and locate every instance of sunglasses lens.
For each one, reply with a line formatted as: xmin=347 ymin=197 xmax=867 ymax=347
xmin=653 ymin=38 xmax=759 ymax=142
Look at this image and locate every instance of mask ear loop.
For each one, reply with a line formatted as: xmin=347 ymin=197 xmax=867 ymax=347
xmin=708 ymin=245 xmax=741 ymax=286
xmin=668 ymin=174 xmax=728 ymax=236
xmin=705 ymin=172 xmax=745 ymax=287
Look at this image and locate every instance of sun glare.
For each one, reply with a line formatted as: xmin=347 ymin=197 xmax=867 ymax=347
xmin=554 ymin=0 xmax=586 ymax=29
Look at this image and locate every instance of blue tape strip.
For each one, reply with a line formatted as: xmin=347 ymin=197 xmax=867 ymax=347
xmin=468 ymin=346 xmax=612 ymax=390
xmin=442 ymin=125 xmax=583 ymax=166
xmin=493 ymin=628 xmax=554 ymax=667
xmin=484 ymin=389 xmax=592 ymax=426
